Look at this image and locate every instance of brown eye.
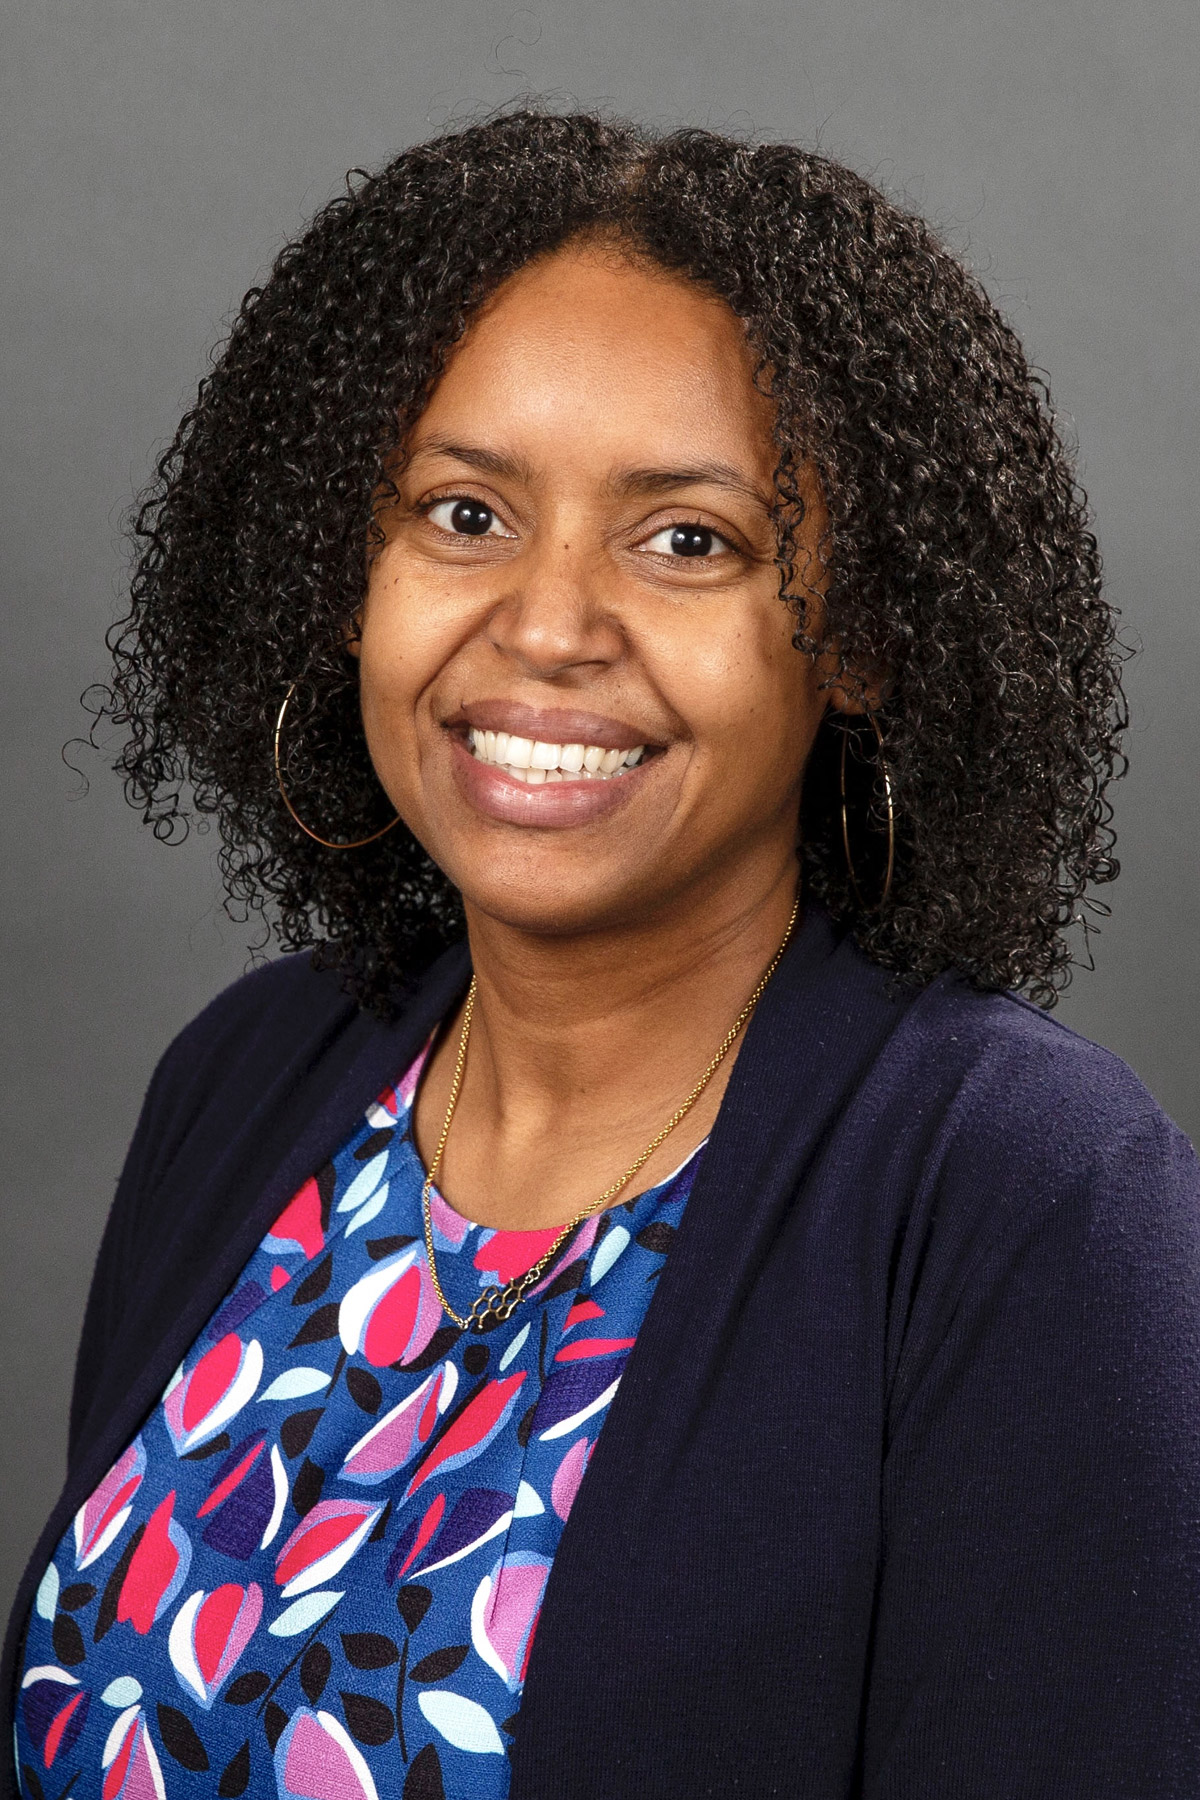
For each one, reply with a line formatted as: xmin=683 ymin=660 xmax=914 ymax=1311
xmin=448 ymin=499 xmax=493 ymax=535
xmin=642 ymin=522 xmax=729 ymax=558
xmin=670 ymin=525 xmax=714 ymax=557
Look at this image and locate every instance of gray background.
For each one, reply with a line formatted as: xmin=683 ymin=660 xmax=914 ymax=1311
xmin=2 ymin=0 xmax=1196 ymax=1623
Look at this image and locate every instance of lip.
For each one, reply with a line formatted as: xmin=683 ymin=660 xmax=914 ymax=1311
xmin=446 ymin=699 xmax=660 ymax=754
xmin=449 ymin=731 xmax=658 ymax=830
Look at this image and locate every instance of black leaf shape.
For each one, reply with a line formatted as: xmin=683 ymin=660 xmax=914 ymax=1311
xmin=501 ymin=1713 xmax=520 ymax=1736
xmin=516 ymin=1402 xmax=537 ymax=1448
xmin=182 ymin=1432 xmax=231 ymax=1461
xmin=396 ymin=1584 xmax=432 ymax=1633
xmin=635 ymin=1221 xmax=677 ymax=1256
xmin=51 ymin=1769 xmax=79 ymax=1800
xmin=345 ymin=1368 xmax=383 ymax=1415
xmin=397 ymin=1324 xmax=461 ymax=1373
xmin=300 ymin=1641 xmax=332 ymax=1704
xmin=367 ymin=1234 xmax=417 ymax=1261
xmin=395 ymin=1638 xmax=409 ymax=1759
xmin=280 ymin=1409 xmax=324 ymax=1459
xmin=539 ymin=1258 xmax=586 ymax=1301
xmin=341 ymin=1630 xmax=400 ymax=1670
xmin=224 ymin=1670 xmax=271 ymax=1705
xmin=404 ymin=1743 xmax=445 ymax=1799
xmin=156 ymin=1703 xmax=210 ymax=1771
xmin=95 ymin=1522 xmax=145 ymax=1642
xmin=58 ymin=1583 xmax=96 ymax=1612
xmin=316 ymin=1162 xmax=336 ymax=1230
xmin=462 ymin=1343 xmax=489 ymax=1376
xmin=263 ymin=1702 xmax=289 ymax=1751
xmin=293 ymin=1457 xmax=325 ymax=1516
xmin=51 ymin=1614 xmax=85 ymax=1666
xmin=340 ymin=1691 xmax=394 ymax=1746
xmin=217 ymin=1742 xmax=251 ymax=1797
xmin=354 ymin=1130 xmax=394 ymax=1160
xmin=21 ymin=1766 xmax=46 ymax=1800
xmin=369 ymin=1500 xmax=392 ymax=1543
xmin=409 ymin=1644 xmax=469 ymax=1683
xmin=289 ymin=1303 xmax=340 ymax=1347
xmin=292 ymin=1255 xmax=333 ymax=1307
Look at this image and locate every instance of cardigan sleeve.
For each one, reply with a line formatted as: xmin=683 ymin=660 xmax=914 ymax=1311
xmin=864 ymin=1107 xmax=1200 ymax=1796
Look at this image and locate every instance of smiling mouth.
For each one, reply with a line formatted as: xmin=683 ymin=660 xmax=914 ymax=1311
xmin=467 ymin=726 xmax=648 ymax=784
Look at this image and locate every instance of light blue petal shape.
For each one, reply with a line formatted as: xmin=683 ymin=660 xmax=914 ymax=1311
xmin=336 ymin=1153 xmax=389 ymax=1214
xmin=268 ymin=1590 xmax=344 ymax=1636
xmin=101 ymin=1677 xmax=143 ymax=1708
xmin=514 ymin=1481 xmax=544 ymax=1517
xmin=499 ymin=1323 xmax=530 ymax=1371
xmin=34 ymin=1561 xmax=59 ymax=1621
xmin=345 ymin=1187 xmax=389 ymax=1235
xmin=589 ymin=1225 xmax=629 ymax=1285
xmin=417 ymin=1689 xmax=506 ymax=1754
xmin=259 ymin=1367 xmax=331 ymax=1402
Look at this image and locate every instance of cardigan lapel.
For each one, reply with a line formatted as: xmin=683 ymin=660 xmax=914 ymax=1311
xmin=509 ymin=909 xmax=909 ymax=1796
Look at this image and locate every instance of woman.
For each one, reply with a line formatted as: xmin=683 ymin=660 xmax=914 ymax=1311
xmin=6 ymin=110 xmax=1198 ymax=1800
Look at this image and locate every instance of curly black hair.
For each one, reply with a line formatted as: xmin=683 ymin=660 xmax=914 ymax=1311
xmin=104 ymin=107 xmax=1125 ymax=1013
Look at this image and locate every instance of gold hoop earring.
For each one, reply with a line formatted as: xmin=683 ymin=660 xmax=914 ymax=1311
xmin=273 ymin=681 xmax=401 ymax=850
xmin=839 ymin=709 xmax=895 ymax=912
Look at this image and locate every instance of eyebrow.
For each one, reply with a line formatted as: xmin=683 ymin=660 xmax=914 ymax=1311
xmin=407 ymin=438 xmax=773 ymax=512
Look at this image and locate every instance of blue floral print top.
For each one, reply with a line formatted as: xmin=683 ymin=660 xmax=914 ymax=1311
xmin=17 ymin=1036 xmax=702 ymax=1800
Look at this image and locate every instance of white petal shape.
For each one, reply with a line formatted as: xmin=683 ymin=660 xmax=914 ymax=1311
xmin=314 ymin=1711 xmax=382 ymax=1800
xmin=168 ymin=1592 xmax=207 ymax=1705
xmin=417 ymin=1689 xmax=506 ymax=1755
xmin=34 ymin=1561 xmax=59 ymax=1621
xmin=268 ymin=1590 xmax=344 ymax=1637
xmin=101 ymin=1678 xmax=143 ymax=1708
xmin=345 ymin=1188 xmax=389 ymax=1235
xmin=416 ymin=1510 xmax=513 ymax=1577
xmin=21 ymin=1666 xmax=78 ymax=1690
xmin=281 ymin=1511 xmax=380 ymax=1597
xmin=437 ymin=1359 xmax=459 ymax=1413
xmin=182 ymin=1340 xmax=264 ymax=1449
xmin=470 ymin=1574 xmax=505 ymax=1682
xmin=338 ymin=1247 xmax=419 ymax=1355
xmin=102 ymin=1707 xmax=140 ymax=1767
xmin=336 ymin=1152 xmax=389 ymax=1214
xmin=261 ymin=1445 xmax=289 ymax=1549
xmin=589 ymin=1226 xmax=630 ymax=1285
xmin=365 ymin=1100 xmax=397 ymax=1130
xmin=514 ymin=1481 xmax=544 ymax=1518
xmin=538 ymin=1376 xmax=622 ymax=1441
xmin=258 ymin=1367 xmax=331 ymax=1402
xmin=499 ymin=1323 xmax=530 ymax=1371
xmin=76 ymin=1504 xmax=132 ymax=1570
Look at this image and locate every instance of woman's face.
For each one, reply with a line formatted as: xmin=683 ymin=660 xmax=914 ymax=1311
xmin=355 ymin=239 xmax=832 ymax=938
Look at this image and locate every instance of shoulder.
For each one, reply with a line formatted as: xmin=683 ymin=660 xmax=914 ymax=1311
xmin=162 ymin=948 xmax=355 ymax=1071
xmin=898 ymin=975 xmax=1188 ymax=1182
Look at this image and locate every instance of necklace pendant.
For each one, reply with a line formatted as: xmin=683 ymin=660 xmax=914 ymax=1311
xmin=468 ymin=1285 xmax=515 ymax=1331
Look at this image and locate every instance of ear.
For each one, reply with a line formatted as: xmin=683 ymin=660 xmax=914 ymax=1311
xmin=825 ymin=668 xmax=888 ymax=718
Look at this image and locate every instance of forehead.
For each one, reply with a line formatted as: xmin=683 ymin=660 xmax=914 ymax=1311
xmin=407 ymin=240 xmax=775 ymax=472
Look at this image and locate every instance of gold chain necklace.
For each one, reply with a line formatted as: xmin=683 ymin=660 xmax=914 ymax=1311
xmin=420 ymin=893 xmax=800 ymax=1333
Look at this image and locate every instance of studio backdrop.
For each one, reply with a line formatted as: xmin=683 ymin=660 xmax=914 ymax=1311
xmin=2 ymin=0 xmax=1196 ymax=1624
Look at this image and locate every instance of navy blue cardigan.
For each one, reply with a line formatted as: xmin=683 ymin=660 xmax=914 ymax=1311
xmin=6 ymin=909 xmax=1200 ymax=1797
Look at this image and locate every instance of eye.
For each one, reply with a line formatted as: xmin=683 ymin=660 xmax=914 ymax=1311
xmin=426 ymin=498 xmax=512 ymax=538
xmin=641 ymin=523 xmax=729 ymax=559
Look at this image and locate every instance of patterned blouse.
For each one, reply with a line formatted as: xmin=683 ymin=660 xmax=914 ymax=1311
xmin=17 ymin=1036 xmax=703 ymax=1800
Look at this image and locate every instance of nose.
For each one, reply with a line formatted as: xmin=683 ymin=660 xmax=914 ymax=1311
xmin=484 ymin=536 xmax=624 ymax=679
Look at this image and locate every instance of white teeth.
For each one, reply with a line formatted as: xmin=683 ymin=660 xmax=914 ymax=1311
xmin=468 ymin=727 xmax=648 ymax=783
